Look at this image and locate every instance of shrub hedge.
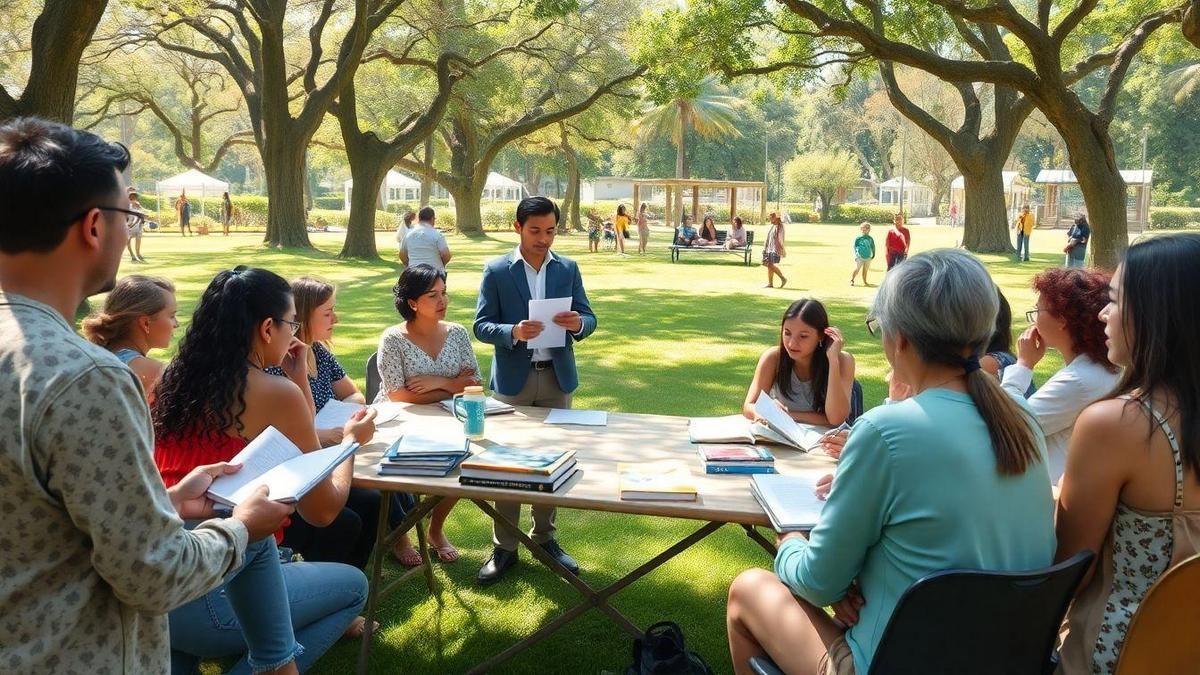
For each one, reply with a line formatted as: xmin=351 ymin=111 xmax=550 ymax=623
xmin=1149 ymin=207 xmax=1200 ymax=230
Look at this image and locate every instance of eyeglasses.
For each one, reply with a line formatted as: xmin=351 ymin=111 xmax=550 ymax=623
xmin=1025 ymin=308 xmax=1039 ymax=323
xmin=865 ymin=316 xmax=881 ymax=337
xmin=275 ymin=318 xmax=301 ymax=336
xmin=70 ymin=205 xmax=147 ymax=231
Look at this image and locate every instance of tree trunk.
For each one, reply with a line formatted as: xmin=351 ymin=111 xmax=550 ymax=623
xmin=262 ymin=139 xmax=312 ymax=248
xmin=929 ymin=188 xmax=944 ymax=219
xmin=674 ymin=135 xmax=686 ymax=223
xmin=1058 ymin=119 xmax=1128 ymax=269
xmin=1184 ymin=1 xmax=1199 ymax=48
xmin=563 ymin=142 xmax=582 ymax=231
xmin=452 ymin=186 xmax=484 ymax=234
xmin=960 ymin=165 xmax=1014 ymax=253
xmin=339 ymin=152 xmax=388 ymax=259
xmin=420 ymin=137 xmax=434 ymax=207
xmin=818 ymin=193 xmax=832 ymax=222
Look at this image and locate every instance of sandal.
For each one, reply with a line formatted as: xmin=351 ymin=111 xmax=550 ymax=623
xmin=342 ymin=615 xmax=379 ymax=640
xmin=392 ymin=545 xmax=424 ymax=568
xmin=434 ymin=543 xmax=460 ymax=563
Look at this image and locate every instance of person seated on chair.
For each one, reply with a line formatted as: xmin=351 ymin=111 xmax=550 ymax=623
xmin=743 ymin=298 xmax=855 ymax=427
xmin=696 ymin=215 xmax=719 ymax=246
xmin=727 ymin=249 xmax=1054 ymax=675
xmin=675 ymin=214 xmax=698 ymax=246
xmin=1055 ymin=234 xmax=1200 ymax=675
xmin=375 ymin=263 xmax=480 ymax=566
xmin=725 ymin=216 xmax=747 ymax=250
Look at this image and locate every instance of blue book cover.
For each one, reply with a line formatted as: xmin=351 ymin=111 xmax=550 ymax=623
xmin=705 ymin=464 xmax=777 ymax=475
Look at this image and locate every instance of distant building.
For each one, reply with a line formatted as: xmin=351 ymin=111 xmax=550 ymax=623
xmin=343 ymin=170 xmax=422 ymax=211
xmin=581 ymin=176 xmax=635 ymax=202
xmin=1034 ymin=169 xmax=1153 ymax=229
xmin=878 ymin=177 xmax=934 ymax=217
xmin=830 ymin=177 xmax=879 ymax=206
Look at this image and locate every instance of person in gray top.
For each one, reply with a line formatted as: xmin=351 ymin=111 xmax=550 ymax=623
xmin=0 ymin=117 xmax=292 ymax=673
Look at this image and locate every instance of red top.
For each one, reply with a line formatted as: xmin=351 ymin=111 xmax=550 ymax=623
xmin=886 ymin=226 xmax=911 ymax=254
xmin=156 ymin=432 xmax=288 ymax=542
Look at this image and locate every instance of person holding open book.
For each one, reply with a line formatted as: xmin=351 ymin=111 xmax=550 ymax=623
xmin=152 ymin=266 xmax=378 ymax=662
xmin=473 ymin=196 xmax=597 ymax=585
xmin=0 ymin=118 xmax=293 ymax=673
xmin=375 ymin=263 xmax=482 ymax=565
xmin=743 ymin=298 xmax=855 ymax=427
xmin=727 ymin=249 xmax=1054 ymax=675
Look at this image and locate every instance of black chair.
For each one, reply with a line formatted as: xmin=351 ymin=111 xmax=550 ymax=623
xmin=847 ymin=380 xmax=864 ymax=425
xmin=365 ymin=352 xmax=381 ymax=403
xmin=749 ymin=550 xmax=1094 ymax=675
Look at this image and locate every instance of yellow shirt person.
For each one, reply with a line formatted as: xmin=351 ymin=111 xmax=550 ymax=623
xmin=1014 ymin=208 xmax=1035 ymax=235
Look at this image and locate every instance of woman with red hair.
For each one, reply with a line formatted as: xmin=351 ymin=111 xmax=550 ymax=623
xmin=1001 ymin=267 xmax=1120 ymax=481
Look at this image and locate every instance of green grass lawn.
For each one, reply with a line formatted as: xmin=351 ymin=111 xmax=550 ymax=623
xmin=119 ymin=222 xmax=1069 ymax=674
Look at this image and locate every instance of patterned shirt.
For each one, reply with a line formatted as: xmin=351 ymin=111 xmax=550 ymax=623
xmin=265 ymin=342 xmax=347 ymax=412
xmin=375 ymin=322 xmax=480 ymax=403
xmin=0 ymin=293 xmax=248 ymax=674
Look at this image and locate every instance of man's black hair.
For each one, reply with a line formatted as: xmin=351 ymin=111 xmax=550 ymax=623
xmin=0 ymin=117 xmax=130 ymax=253
xmin=418 ymin=206 xmax=435 ymax=222
xmin=515 ymin=196 xmax=560 ymax=226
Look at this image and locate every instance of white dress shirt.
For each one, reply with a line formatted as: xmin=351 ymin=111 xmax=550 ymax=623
xmin=514 ymin=246 xmax=555 ymax=362
xmin=1001 ymin=354 xmax=1121 ymax=482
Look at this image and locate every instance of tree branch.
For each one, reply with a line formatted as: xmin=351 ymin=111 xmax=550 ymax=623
xmin=1097 ymin=6 xmax=1184 ymax=122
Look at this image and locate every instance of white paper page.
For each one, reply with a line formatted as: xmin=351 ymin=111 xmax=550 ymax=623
xmin=227 ymin=442 xmax=357 ymax=504
xmin=396 ymin=430 xmax=468 ymax=455
xmin=544 ymin=409 xmax=608 ymax=426
xmin=688 ymin=415 xmax=754 ymax=444
xmin=527 ymin=297 xmax=573 ymax=350
xmin=313 ymin=399 xmax=365 ymax=429
xmin=752 ymin=470 xmax=830 ymax=531
xmin=207 ymin=426 xmax=302 ymax=504
xmin=369 ymin=403 xmax=404 ymax=424
xmin=753 ymin=391 xmax=811 ymax=449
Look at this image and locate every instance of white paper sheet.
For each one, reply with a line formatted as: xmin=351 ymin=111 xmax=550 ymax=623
xmin=753 ymin=391 xmax=827 ymax=450
xmin=313 ymin=398 xmax=365 ymax=429
xmin=544 ymin=408 xmax=608 ymax=426
xmin=526 ymin=297 xmax=573 ymax=350
xmin=224 ymin=442 xmax=357 ymax=506
xmin=207 ymin=426 xmax=301 ymax=504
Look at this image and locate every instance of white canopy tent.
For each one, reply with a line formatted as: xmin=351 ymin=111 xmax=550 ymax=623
xmin=155 ymin=169 xmax=229 ymax=218
xmin=481 ymin=172 xmax=526 ymax=202
xmin=343 ymin=170 xmax=422 ymax=211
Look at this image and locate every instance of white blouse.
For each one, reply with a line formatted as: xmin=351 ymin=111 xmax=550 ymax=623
xmin=1001 ymin=355 xmax=1121 ymax=482
xmin=374 ymin=322 xmax=480 ymax=403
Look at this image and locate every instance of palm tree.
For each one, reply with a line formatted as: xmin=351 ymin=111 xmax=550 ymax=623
xmin=1166 ymin=62 xmax=1200 ymax=104
xmin=634 ymin=75 xmax=742 ymax=220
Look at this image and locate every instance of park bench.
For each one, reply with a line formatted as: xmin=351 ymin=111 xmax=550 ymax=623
xmin=669 ymin=228 xmax=755 ymax=266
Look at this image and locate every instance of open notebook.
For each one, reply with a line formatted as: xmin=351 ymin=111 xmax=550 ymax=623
xmin=688 ymin=393 xmax=829 ymax=451
xmin=751 ymin=471 xmax=830 ymax=532
xmin=206 ymin=426 xmax=359 ymax=507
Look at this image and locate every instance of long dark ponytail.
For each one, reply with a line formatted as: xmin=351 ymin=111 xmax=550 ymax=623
xmin=776 ymin=298 xmax=831 ymax=413
xmin=152 ymin=266 xmax=292 ymax=442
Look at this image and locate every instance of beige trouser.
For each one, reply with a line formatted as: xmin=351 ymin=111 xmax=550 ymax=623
xmin=491 ymin=366 xmax=573 ymax=550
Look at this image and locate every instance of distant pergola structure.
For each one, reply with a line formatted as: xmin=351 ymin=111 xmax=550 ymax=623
xmin=631 ymin=178 xmax=768 ymax=226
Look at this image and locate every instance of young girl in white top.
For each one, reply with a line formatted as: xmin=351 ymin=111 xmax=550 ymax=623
xmin=82 ymin=274 xmax=178 ymax=403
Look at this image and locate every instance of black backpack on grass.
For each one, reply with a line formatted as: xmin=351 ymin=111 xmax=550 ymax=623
xmin=626 ymin=621 xmax=714 ymax=675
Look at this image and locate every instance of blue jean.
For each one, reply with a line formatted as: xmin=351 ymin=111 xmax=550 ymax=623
xmin=1016 ymin=231 xmax=1030 ymax=260
xmin=169 ymin=536 xmax=368 ymax=674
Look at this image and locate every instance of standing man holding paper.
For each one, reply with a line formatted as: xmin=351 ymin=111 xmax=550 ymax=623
xmin=473 ymin=195 xmax=597 ymax=585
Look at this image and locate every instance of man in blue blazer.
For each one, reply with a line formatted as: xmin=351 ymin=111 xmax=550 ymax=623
xmin=473 ymin=196 xmax=597 ymax=585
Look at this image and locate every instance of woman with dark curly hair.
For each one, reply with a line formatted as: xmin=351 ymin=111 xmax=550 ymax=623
xmin=151 ymin=266 xmax=378 ymax=664
xmin=1001 ymin=267 xmax=1120 ymax=481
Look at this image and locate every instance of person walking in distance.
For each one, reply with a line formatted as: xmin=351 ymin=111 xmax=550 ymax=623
xmin=472 ymin=196 xmax=597 ymax=586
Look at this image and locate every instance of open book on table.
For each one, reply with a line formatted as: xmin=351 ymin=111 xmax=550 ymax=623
xmin=751 ymin=471 xmax=830 ymax=532
xmin=206 ymin=426 xmax=359 ymax=507
xmin=688 ymin=392 xmax=830 ymax=451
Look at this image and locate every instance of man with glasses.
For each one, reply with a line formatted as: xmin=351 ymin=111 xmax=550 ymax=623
xmin=0 ymin=117 xmax=292 ymax=672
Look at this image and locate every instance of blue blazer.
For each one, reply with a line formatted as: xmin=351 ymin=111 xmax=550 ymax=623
xmin=473 ymin=251 xmax=597 ymax=396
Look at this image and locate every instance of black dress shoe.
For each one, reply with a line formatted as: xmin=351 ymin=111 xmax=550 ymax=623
xmin=477 ymin=547 xmax=518 ymax=586
xmin=539 ymin=540 xmax=580 ymax=575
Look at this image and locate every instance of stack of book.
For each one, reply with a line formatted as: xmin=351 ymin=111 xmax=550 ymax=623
xmin=697 ymin=445 xmax=776 ymax=474
xmin=378 ymin=432 xmax=470 ymax=476
xmin=459 ymin=446 xmax=578 ymax=492
xmin=750 ymin=472 xmax=829 ymax=532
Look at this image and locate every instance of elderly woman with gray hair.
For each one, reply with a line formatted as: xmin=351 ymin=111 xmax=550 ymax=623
xmin=726 ymin=249 xmax=1056 ymax=675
